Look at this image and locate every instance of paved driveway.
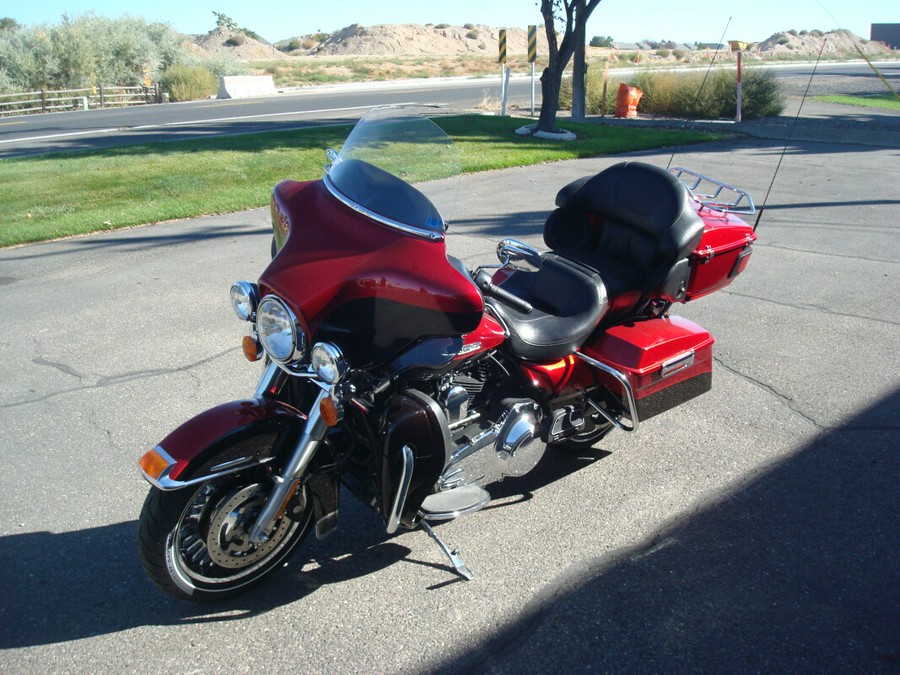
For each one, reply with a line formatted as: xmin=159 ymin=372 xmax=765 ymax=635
xmin=0 ymin=132 xmax=897 ymax=671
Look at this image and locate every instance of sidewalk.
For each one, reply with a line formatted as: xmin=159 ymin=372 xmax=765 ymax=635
xmin=581 ymin=97 xmax=900 ymax=148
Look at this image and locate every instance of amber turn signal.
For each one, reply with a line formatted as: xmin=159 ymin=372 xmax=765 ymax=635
xmin=138 ymin=448 xmax=171 ymax=480
xmin=242 ymin=335 xmax=263 ymax=361
xmin=319 ymin=396 xmax=344 ymax=427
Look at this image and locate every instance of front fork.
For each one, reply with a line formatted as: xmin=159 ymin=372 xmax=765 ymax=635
xmin=248 ymin=363 xmax=330 ymax=545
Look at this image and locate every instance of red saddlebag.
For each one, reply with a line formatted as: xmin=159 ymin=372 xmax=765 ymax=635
xmin=583 ymin=316 xmax=714 ymax=420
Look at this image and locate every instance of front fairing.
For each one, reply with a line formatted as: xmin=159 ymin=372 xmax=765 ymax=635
xmin=262 ymin=110 xmax=483 ymax=371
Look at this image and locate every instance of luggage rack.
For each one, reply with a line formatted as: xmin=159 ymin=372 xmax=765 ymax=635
xmin=669 ymin=167 xmax=756 ymax=215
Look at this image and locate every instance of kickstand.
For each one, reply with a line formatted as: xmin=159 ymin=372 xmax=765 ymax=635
xmin=419 ymin=520 xmax=474 ymax=581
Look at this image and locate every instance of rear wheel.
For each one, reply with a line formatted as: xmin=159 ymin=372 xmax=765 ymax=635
xmin=138 ymin=470 xmax=311 ymax=601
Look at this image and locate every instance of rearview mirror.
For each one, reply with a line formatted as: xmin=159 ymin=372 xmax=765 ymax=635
xmin=497 ymin=239 xmax=542 ymax=272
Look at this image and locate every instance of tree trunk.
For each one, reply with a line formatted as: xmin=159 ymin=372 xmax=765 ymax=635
xmin=535 ymin=0 xmax=603 ymax=135
xmin=571 ymin=24 xmax=587 ymax=121
xmin=537 ymin=66 xmax=563 ymax=133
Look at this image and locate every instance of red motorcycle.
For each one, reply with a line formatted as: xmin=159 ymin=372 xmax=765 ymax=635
xmin=137 ymin=108 xmax=756 ymax=600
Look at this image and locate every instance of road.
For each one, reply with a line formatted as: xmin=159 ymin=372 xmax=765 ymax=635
xmin=0 ymin=123 xmax=898 ymax=668
xmin=0 ymin=77 xmax=539 ymax=157
xmin=1 ymin=61 xmax=897 ymax=157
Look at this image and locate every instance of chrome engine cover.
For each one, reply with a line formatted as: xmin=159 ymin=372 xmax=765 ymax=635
xmin=438 ymin=400 xmax=545 ymax=490
xmin=495 ymin=401 xmax=543 ymax=477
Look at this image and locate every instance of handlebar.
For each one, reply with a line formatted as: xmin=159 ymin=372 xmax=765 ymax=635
xmin=474 ymin=270 xmax=533 ymax=314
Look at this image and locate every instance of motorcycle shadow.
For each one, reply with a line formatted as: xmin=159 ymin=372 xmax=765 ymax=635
xmin=0 ymin=447 xmax=611 ymax=648
xmin=0 ymin=506 xmax=409 ymax=649
xmin=486 ymin=444 xmax=613 ymax=503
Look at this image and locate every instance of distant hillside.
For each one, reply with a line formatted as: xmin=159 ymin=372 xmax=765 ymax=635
xmin=195 ymin=24 xmax=893 ymax=62
xmin=756 ymin=29 xmax=891 ymax=56
xmin=275 ymin=23 xmax=549 ymax=57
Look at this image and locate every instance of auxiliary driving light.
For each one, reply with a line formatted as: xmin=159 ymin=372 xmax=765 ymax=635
xmin=311 ymin=342 xmax=348 ymax=384
xmin=230 ymin=281 xmax=260 ymax=321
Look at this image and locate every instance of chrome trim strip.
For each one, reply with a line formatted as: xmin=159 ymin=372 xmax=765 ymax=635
xmin=138 ymin=445 xmax=275 ymax=491
xmin=323 ymin=173 xmax=444 ymax=242
xmin=386 ymin=445 xmax=415 ymax=534
xmin=575 ymin=352 xmax=640 ymax=432
xmin=661 ymin=350 xmax=695 ymax=378
xmin=208 ymin=456 xmax=254 ymax=473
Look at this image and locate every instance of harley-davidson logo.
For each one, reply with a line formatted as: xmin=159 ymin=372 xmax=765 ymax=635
xmin=459 ymin=342 xmax=482 ymax=355
xmin=274 ymin=203 xmax=290 ymax=239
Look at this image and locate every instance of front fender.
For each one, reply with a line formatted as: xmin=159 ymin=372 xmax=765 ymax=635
xmin=138 ymin=399 xmax=306 ymax=490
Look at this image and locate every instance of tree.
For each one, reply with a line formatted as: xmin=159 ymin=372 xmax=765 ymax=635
xmin=0 ymin=17 xmax=21 ymax=32
xmin=213 ymin=12 xmax=239 ymax=31
xmin=537 ymin=0 xmax=604 ymax=133
xmin=589 ymin=35 xmax=613 ymax=48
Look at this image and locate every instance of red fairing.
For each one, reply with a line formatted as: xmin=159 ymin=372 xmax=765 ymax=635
xmin=159 ymin=399 xmax=304 ymax=481
xmin=456 ymin=313 xmax=507 ymax=360
xmin=265 ymin=180 xmax=484 ymax=368
xmin=688 ymin=205 xmax=757 ymax=300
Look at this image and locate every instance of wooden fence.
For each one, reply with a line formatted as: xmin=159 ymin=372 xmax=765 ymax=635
xmin=0 ymin=84 xmax=161 ymax=116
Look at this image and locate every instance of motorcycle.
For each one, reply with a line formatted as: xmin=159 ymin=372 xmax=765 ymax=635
xmin=137 ymin=107 xmax=757 ymax=601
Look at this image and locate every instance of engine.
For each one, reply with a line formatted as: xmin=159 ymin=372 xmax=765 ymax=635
xmin=433 ymin=357 xmax=546 ymax=490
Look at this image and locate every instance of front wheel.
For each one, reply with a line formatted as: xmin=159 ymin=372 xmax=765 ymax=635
xmin=137 ymin=471 xmax=312 ymax=601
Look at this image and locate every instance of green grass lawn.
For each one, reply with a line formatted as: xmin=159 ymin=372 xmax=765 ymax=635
xmin=812 ymin=94 xmax=900 ymax=111
xmin=2 ymin=115 xmax=718 ymax=248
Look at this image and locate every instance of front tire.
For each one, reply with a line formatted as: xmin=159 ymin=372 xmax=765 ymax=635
xmin=138 ymin=472 xmax=311 ymax=601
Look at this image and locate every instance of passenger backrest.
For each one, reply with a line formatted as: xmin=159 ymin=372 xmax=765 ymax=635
xmin=545 ymin=162 xmax=705 ymax=298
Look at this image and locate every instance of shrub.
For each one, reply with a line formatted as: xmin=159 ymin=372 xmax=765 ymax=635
xmin=464 ymin=23 xmax=475 ymax=30
xmin=0 ymin=14 xmax=189 ymax=90
xmin=559 ymin=68 xmax=620 ymax=115
xmin=672 ymin=48 xmax=687 ymax=60
xmin=788 ymin=29 xmax=798 ymax=36
xmin=466 ymin=29 xmax=479 ymax=40
xmin=225 ymin=33 xmax=246 ymax=47
xmin=559 ymin=66 xmax=784 ymax=120
xmin=810 ymin=29 xmax=824 ymax=37
xmin=201 ymin=52 xmax=251 ymax=77
xmin=656 ymin=48 xmax=671 ymax=58
xmin=740 ymin=68 xmax=786 ymax=118
xmin=160 ymin=64 xmax=217 ymax=102
xmin=434 ymin=23 xmax=450 ymax=29
xmin=777 ymin=37 xmax=790 ymax=45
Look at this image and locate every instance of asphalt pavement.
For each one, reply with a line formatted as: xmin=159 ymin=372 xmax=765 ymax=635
xmin=0 ymin=103 xmax=898 ymax=672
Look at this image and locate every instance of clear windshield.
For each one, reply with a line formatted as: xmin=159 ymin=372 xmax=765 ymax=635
xmin=324 ymin=107 xmax=461 ymax=239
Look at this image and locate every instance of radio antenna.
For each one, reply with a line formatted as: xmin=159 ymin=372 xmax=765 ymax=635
xmin=665 ymin=16 xmax=732 ymax=171
xmin=753 ymin=38 xmax=827 ymax=232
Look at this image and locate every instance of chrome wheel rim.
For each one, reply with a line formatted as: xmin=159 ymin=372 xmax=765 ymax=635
xmin=168 ymin=479 xmax=307 ymax=588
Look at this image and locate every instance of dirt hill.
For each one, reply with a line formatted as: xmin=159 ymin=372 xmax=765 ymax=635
xmin=193 ymin=24 xmax=892 ymax=63
xmin=756 ymin=29 xmax=891 ymax=57
xmin=195 ymin=27 xmax=290 ymax=60
xmin=306 ymin=23 xmax=549 ymax=57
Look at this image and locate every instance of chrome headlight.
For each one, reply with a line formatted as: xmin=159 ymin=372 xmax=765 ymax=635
xmin=230 ymin=281 xmax=259 ymax=321
xmin=311 ymin=342 xmax=349 ymax=384
xmin=257 ymin=295 xmax=305 ymax=364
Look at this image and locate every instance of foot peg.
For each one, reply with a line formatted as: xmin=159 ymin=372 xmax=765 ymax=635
xmin=420 ymin=520 xmax=474 ymax=581
xmin=420 ymin=484 xmax=490 ymax=520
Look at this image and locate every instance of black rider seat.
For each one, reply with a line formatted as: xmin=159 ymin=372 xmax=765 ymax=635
xmin=486 ymin=253 xmax=609 ymax=362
